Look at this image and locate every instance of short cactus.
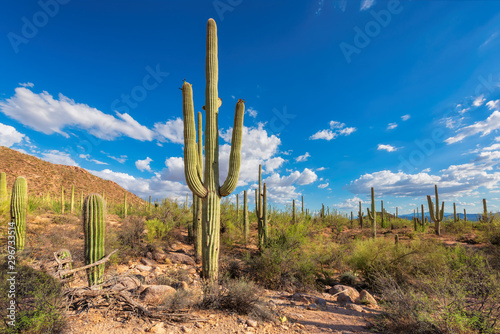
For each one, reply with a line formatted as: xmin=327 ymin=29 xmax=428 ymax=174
xmin=427 ymin=184 xmax=444 ymax=236
xmin=11 ymin=177 xmax=27 ymax=251
xmin=366 ymin=187 xmax=376 ymax=238
xmin=83 ymin=194 xmax=106 ymax=286
xmin=453 ymin=202 xmax=457 ymax=223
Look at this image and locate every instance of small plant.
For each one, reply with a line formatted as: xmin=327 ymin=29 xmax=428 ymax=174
xmin=339 ymin=271 xmax=357 ymax=286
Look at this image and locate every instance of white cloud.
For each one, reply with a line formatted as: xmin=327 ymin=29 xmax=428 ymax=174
xmin=0 ymin=123 xmax=26 ymax=147
xmin=295 ymin=152 xmax=310 ymax=162
xmin=135 ymin=157 xmax=153 ymax=172
xmin=40 ymin=150 xmax=78 ymax=166
xmin=480 ymin=32 xmax=499 ymax=49
xmin=387 ymin=123 xmax=398 ymax=130
xmin=401 ymin=114 xmax=410 ymax=121
xmin=153 ymin=118 xmax=184 ymax=144
xmin=310 ymin=121 xmax=357 ymax=141
xmin=79 ymin=154 xmax=108 ymax=165
xmin=334 ymin=196 xmax=367 ymax=210
xmin=101 ymin=152 xmax=128 ymax=164
xmin=0 ymin=87 xmax=154 ymax=141
xmin=360 ymin=0 xmax=375 ymax=11
xmin=88 ymin=168 xmax=190 ymax=201
xmin=446 ymin=110 xmax=500 ymax=144
xmin=473 ymin=94 xmax=486 ymax=107
xmin=318 ymin=183 xmax=329 ymax=189
xmin=486 ymin=100 xmax=500 ymax=111
xmin=377 ymin=144 xmax=398 ymax=152
xmin=19 ymin=82 xmax=34 ymax=88
xmin=316 ymin=167 xmax=326 ymax=171
xmin=247 ymin=107 xmax=258 ymax=118
xmin=161 ymin=157 xmax=185 ymax=182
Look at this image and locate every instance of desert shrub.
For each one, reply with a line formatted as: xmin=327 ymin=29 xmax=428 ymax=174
xmin=155 ymin=268 xmax=190 ymax=286
xmin=339 ymin=271 xmax=357 ymax=286
xmin=163 ymin=289 xmax=200 ymax=311
xmin=0 ymin=262 xmax=66 ymax=334
xmin=145 ymin=218 xmax=172 ymax=244
xmin=111 ymin=215 xmax=147 ymax=263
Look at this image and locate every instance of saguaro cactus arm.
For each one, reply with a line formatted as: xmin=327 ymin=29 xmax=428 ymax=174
xmin=183 ymin=82 xmax=208 ymax=198
xmin=219 ymin=99 xmax=245 ymax=196
xmin=427 ymin=195 xmax=436 ymax=221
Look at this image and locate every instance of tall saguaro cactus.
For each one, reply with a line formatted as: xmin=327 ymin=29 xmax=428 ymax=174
xmin=478 ymin=198 xmax=493 ymax=224
xmin=182 ymin=18 xmax=245 ymax=281
xmin=61 ymin=185 xmax=65 ymax=214
xmin=453 ymin=202 xmax=457 ymax=223
xmin=70 ymin=185 xmax=75 ymax=214
xmin=83 ymin=194 xmax=106 ymax=286
xmin=292 ymin=199 xmax=296 ymax=223
xmin=366 ymin=187 xmax=376 ymax=238
xmin=192 ymin=111 xmax=203 ymax=263
xmin=0 ymin=172 xmax=7 ymax=201
xmin=243 ymin=190 xmax=249 ymax=246
xmin=255 ymin=164 xmax=269 ymax=250
xmin=358 ymin=201 xmax=363 ymax=229
xmin=427 ymin=184 xmax=444 ymax=236
xmin=11 ymin=177 xmax=27 ymax=251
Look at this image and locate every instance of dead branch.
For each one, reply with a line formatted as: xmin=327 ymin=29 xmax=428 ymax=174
xmin=57 ymin=249 xmax=118 ymax=279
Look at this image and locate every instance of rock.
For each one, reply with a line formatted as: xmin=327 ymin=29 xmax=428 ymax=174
xmin=140 ymin=285 xmax=176 ymax=304
xmin=172 ymin=281 xmax=189 ymax=291
xmin=194 ymin=322 xmax=203 ymax=328
xmin=246 ymin=319 xmax=258 ymax=328
xmin=315 ymin=297 xmax=327 ymax=306
xmin=149 ymin=322 xmax=167 ymax=333
xmin=167 ymin=253 xmax=196 ymax=266
xmin=153 ymin=251 xmax=167 ymax=263
xmin=356 ymin=290 xmax=378 ymax=307
xmin=136 ymin=264 xmax=153 ymax=272
xmin=307 ymin=303 xmax=318 ymax=310
xmin=141 ymin=257 xmax=156 ymax=266
xmin=180 ymin=325 xmax=191 ymax=333
xmin=329 ymin=285 xmax=359 ymax=304
xmin=345 ymin=303 xmax=364 ymax=313
xmin=337 ymin=293 xmax=354 ymax=304
xmin=112 ymin=276 xmax=141 ymax=291
xmin=292 ymin=293 xmax=311 ymax=303
xmin=146 ymin=252 xmax=153 ymax=259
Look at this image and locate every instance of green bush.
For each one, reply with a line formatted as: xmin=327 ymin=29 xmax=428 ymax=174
xmin=145 ymin=218 xmax=171 ymax=244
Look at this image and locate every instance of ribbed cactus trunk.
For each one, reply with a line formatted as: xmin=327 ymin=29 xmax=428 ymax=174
xmin=243 ymin=190 xmax=249 ymax=246
xmin=11 ymin=177 xmax=27 ymax=251
xmin=124 ymin=193 xmax=128 ymax=218
xmin=381 ymin=200 xmax=385 ymax=228
xmin=61 ymin=185 xmax=65 ymax=214
xmin=464 ymin=208 xmax=467 ymax=222
xmin=80 ymin=191 xmax=84 ymax=211
xmin=453 ymin=202 xmax=457 ymax=223
xmin=255 ymin=164 xmax=268 ymax=250
xmin=292 ymin=199 xmax=296 ymax=223
xmin=182 ymin=18 xmax=244 ymax=281
xmin=478 ymin=199 xmax=493 ymax=223
xmin=70 ymin=185 xmax=75 ymax=214
xmin=83 ymin=194 xmax=106 ymax=287
xmin=358 ymin=201 xmax=363 ymax=229
xmin=0 ymin=172 xmax=7 ymax=201
xmin=301 ymin=196 xmax=304 ymax=214
xmin=396 ymin=206 xmax=398 ymax=219
xmin=421 ymin=204 xmax=425 ymax=231
xmin=192 ymin=111 xmax=203 ymax=263
xmin=236 ymin=194 xmax=239 ymax=220
xmin=427 ymin=184 xmax=444 ymax=236
xmin=367 ymin=187 xmax=376 ymax=238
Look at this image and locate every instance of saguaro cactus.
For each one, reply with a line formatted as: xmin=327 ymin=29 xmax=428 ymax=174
xmin=366 ymin=187 xmax=376 ymax=238
xmin=192 ymin=111 xmax=203 ymax=263
xmin=358 ymin=201 xmax=363 ymax=229
xmin=301 ymin=196 xmax=304 ymax=214
xmin=381 ymin=200 xmax=385 ymax=228
xmin=421 ymin=204 xmax=425 ymax=231
xmin=255 ymin=164 xmax=269 ymax=250
xmin=124 ymin=193 xmax=128 ymax=218
xmin=61 ymin=185 xmax=65 ymax=214
xmin=453 ymin=202 xmax=457 ymax=223
xmin=0 ymin=172 xmax=7 ymax=201
xmin=478 ymin=198 xmax=493 ymax=223
xmin=182 ymin=18 xmax=245 ymax=281
xmin=11 ymin=177 xmax=27 ymax=251
xmin=236 ymin=193 xmax=239 ymax=220
xmin=427 ymin=184 xmax=444 ymax=236
xmin=83 ymin=194 xmax=106 ymax=286
xmin=70 ymin=185 xmax=75 ymax=214
xmin=243 ymin=190 xmax=249 ymax=246
xmin=292 ymin=199 xmax=296 ymax=223
xmin=464 ymin=208 xmax=467 ymax=222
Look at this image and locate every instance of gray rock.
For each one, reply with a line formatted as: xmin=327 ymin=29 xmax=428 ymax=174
xmin=141 ymin=257 xmax=156 ymax=266
xmin=167 ymin=253 xmax=196 ymax=266
xmin=140 ymin=285 xmax=176 ymax=303
xmin=329 ymin=284 xmax=359 ymax=304
xmin=307 ymin=303 xmax=318 ymax=310
xmin=345 ymin=303 xmax=364 ymax=312
xmin=355 ymin=289 xmax=378 ymax=307
xmin=136 ymin=264 xmax=153 ymax=272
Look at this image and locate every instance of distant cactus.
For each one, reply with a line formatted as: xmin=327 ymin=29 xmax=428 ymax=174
xmin=236 ymin=193 xmax=239 ymax=220
xmin=0 ymin=172 xmax=7 ymax=201
xmin=427 ymin=184 xmax=444 ymax=236
xmin=421 ymin=204 xmax=425 ymax=231
xmin=11 ymin=177 xmax=27 ymax=251
xmin=478 ymin=199 xmax=493 ymax=224
xmin=255 ymin=164 xmax=269 ymax=249
xmin=366 ymin=187 xmax=376 ymax=238
xmin=358 ymin=201 xmax=363 ymax=229
xmin=453 ymin=202 xmax=457 ymax=223
xmin=83 ymin=194 xmax=106 ymax=286
xmin=292 ymin=199 xmax=296 ymax=223
xmin=301 ymin=195 xmax=304 ymax=214
xmin=124 ymin=193 xmax=128 ymax=218
xmin=464 ymin=208 xmax=467 ymax=222
xmin=243 ymin=190 xmax=249 ymax=246
xmin=61 ymin=185 xmax=65 ymax=214
xmin=70 ymin=185 xmax=75 ymax=214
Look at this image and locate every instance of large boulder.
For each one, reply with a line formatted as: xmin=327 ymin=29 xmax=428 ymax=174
xmin=355 ymin=289 xmax=378 ymax=307
xmin=329 ymin=284 xmax=359 ymax=304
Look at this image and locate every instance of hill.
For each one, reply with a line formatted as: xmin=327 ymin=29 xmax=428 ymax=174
xmin=0 ymin=146 xmax=144 ymax=205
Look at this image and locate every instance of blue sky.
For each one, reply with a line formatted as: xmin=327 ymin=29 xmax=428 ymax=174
xmin=1 ymin=0 xmax=500 ymax=215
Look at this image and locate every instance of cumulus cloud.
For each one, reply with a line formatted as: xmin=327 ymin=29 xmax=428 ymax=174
xmin=334 ymin=196 xmax=367 ymax=210
xmin=40 ymin=150 xmax=78 ymax=166
xmin=318 ymin=183 xmax=329 ymax=189
xmin=247 ymin=107 xmax=258 ymax=118
xmin=486 ymin=100 xmax=500 ymax=110
xmin=0 ymin=87 xmax=154 ymax=141
xmin=295 ymin=152 xmax=310 ymax=162
xmin=79 ymin=154 xmax=108 ymax=165
xmin=387 ymin=123 xmax=398 ymax=130
xmin=377 ymin=144 xmax=398 ymax=152
xmin=135 ymin=157 xmax=153 ymax=172
xmin=154 ymin=118 xmax=184 ymax=144
xmin=473 ymin=94 xmax=486 ymax=107
xmin=446 ymin=110 xmax=500 ymax=144
xmin=310 ymin=121 xmax=357 ymax=141
xmin=0 ymin=123 xmax=26 ymax=147
xmin=161 ymin=157 xmax=185 ymax=182
xmin=401 ymin=114 xmax=411 ymax=121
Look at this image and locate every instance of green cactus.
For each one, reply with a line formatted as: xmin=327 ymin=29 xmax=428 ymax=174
xmin=381 ymin=200 xmax=385 ymax=228
xmin=243 ymin=190 xmax=249 ymax=246
xmin=421 ymin=204 xmax=425 ymax=232
xmin=124 ymin=192 xmax=128 ymax=218
xmin=182 ymin=18 xmax=245 ymax=281
xmin=396 ymin=206 xmax=398 ymax=219
xmin=358 ymin=201 xmax=363 ymax=229
xmin=80 ymin=191 xmax=84 ymax=211
xmin=453 ymin=202 xmax=457 ymax=223
xmin=70 ymin=185 xmax=75 ymax=214
xmin=427 ymin=184 xmax=444 ymax=236
xmin=0 ymin=172 xmax=7 ymax=201
xmin=478 ymin=198 xmax=493 ymax=224
xmin=236 ymin=193 xmax=239 ymax=220
xmin=191 ymin=111 xmax=203 ymax=264
xmin=366 ymin=187 xmax=376 ymax=238
xmin=83 ymin=194 xmax=106 ymax=287
xmin=61 ymin=185 xmax=65 ymax=214
xmin=301 ymin=195 xmax=304 ymax=214
xmin=11 ymin=177 xmax=27 ymax=251
xmin=464 ymin=208 xmax=467 ymax=222
xmin=187 ymin=223 xmax=194 ymax=244
xmin=255 ymin=164 xmax=269 ymax=250
xmin=292 ymin=199 xmax=296 ymax=223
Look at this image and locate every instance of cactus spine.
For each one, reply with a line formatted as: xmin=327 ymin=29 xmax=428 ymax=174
xmin=243 ymin=190 xmax=249 ymax=246
xmin=61 ymin=185 xmax=65 ymax=214
xmin=366 ymin=187 xmax=376 ymax=238
xmin=182 ymin=18 xmax=245 ymax=280
xmin=427 ymin=184 xmax=444 ymax=236
xmin=0 ymin=172 xmax=7 ymax=201
xmin=83 ymin=194 xmax=106 ymax=286
xmin=70 ymin=185 xmax=75 ymax=214
xmin=478 ymin=198 xmax=493 ymax=223
xmin=255 ymin=164 xmax=269 ymax=249
xmin=11 ymin=177 xmax=27 ymax=251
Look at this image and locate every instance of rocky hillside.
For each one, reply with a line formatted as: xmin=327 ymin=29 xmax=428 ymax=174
xmin=0 ymin=146 xmax=144 ymax=205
